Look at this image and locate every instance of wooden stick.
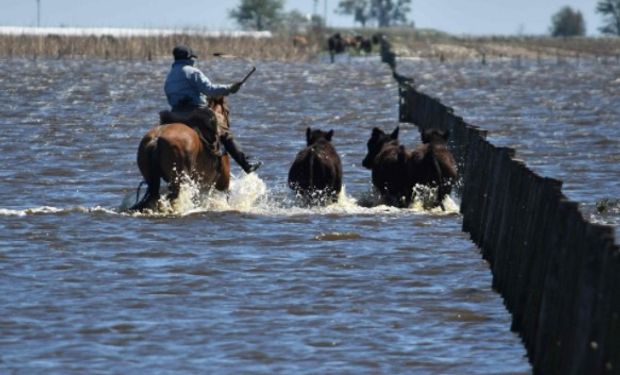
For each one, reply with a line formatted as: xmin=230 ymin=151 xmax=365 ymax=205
xmin=240 ymin=66 xmax=256 ymax=84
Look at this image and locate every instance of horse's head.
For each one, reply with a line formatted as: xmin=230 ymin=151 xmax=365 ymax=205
xmin=421 ymin=128 xmax=449 ymax=144
xmin=362 ymin=126 xmax=399 ymax=169
xmin=306 ymin=127 xmax=334 ymax=146
xmin=208 ymin=96 xmax=230 ymax=127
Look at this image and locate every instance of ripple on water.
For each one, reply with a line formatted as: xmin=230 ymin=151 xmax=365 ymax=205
xmin=0 ymin=58 xmax=539 ymax=374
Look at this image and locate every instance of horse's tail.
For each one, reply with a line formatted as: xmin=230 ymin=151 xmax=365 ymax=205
xmin=130 ymin=138 xmax=161 ymax=211
xmin=134 ymin=180 xmax=147 ymax=205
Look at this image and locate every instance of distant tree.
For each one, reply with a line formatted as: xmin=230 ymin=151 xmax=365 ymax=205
xmin=229 ymin=0 xmax=285 ymax=31
xmin=337 ymin=0 xmax=411 ymax=28
xmin=371 ymin=0 xmax=411 ymax=27
xmin=550 ymin=6 xmax=586 ymax=37
xmin=337 ymin=0 xmax=371 ymax=27
xmin=596 ymin=0 xmax=620 ymax=35
xmin=279 ymin=10 xmax=312 ymax=34
xmin=310 ymin=14 xmax=326 ymax=29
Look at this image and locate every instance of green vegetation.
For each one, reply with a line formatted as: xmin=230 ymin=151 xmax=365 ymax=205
xmin=550 ymin=6 xmax=586 ymax=37
xmin=229 ymin=0 xmax=285 ymax=31
xmin=596 ymin=0 xmax=620 ymax=35
xmin=336 ymin=0 xmax=413 ymax=28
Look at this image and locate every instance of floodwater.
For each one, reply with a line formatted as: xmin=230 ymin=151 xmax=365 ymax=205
xmin=399 ymin=57 xmax=620 ymax=236
xmin=0 ymin=55 xmax=570 ymax=374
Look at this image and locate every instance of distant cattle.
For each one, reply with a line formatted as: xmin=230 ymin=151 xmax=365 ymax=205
xmin=292 ymin=35 xmax=308 ymax=48
xmin=355 ymin=35 xmax=372 ymax=54
xmin=362 ymin=127 xmax=457 ymax=209
xmin=288 ymin=127 xmax=343 ymax=205
xmin=327 ymin=33 xmax=374 ymax=61
xmin=371 ymin=33 xmax=383 ymax=45
xmin=327 ymin=33 xmax=346 ymax=62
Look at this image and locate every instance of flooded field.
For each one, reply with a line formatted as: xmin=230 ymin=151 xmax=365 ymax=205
xmin=399 ymin=57 xmax=620 ymax=235
xmin=5 ymin=54 xmax=614 ymax=373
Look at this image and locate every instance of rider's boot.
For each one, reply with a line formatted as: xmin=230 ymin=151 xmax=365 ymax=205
xmin=221 ymin=134 xmax=262 ymax=174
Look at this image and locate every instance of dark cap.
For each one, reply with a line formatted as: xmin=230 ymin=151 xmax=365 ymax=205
xmin=172 ymin=45 xmax=197 ymax=60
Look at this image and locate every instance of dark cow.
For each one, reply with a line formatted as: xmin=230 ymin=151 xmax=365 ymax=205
xmin=371 ymin=33 xmax=383 ymax=45
xmin=327 ymin=33 xmax=346 ymax=63
xmin=355 ymin=35 xmax=372 ymax=53
xmin=362 ymin=127 xmax=457 ymax=209
xmin=288 ymin=127 xmax=343 ymax=205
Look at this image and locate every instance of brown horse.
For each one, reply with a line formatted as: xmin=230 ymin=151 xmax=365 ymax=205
xmin=130 ymin=97 xmax=231 ymax=211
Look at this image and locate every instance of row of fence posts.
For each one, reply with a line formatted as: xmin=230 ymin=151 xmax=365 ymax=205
xmin=379 ymin=37 xmax=620 ymax=374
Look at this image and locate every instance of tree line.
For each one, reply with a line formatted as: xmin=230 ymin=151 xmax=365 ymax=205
xmin=229 ymin=0 xmax=620 ymax=37
xmin=228 ymin=0 xmax=413 ymax=31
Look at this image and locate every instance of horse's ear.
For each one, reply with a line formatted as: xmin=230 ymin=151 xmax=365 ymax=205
xmin=326 ymin=130 xmax=334 ymax=141
xmin=306 ymin=127 xmax=312 ymax=145
xmin=391 ymin=126 xmax=399 ymax=140
xmin=371 ymin=127 xmax=383 ymax=138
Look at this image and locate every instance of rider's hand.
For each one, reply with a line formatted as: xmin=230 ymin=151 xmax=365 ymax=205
xmin=230 ymin=82 xmax=242 ymax=94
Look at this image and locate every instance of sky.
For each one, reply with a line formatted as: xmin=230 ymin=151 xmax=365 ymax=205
xmin=0 ymin=0 xmax=605 ymax=36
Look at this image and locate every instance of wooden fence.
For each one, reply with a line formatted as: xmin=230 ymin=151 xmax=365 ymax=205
xmin=385 ymin=39 xmax=620 ymax=374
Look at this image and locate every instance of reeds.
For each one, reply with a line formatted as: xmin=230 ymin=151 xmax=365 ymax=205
xmin=2 ymin=28 xmax=619 ymax=62
xmin=382 ymin=28 xmax=620 ymax=61
xmin=0 ymin=33 xmax=323 ymax=61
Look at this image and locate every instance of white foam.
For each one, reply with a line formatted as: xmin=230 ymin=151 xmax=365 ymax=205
xmin=2 ymin=176 xmax=461 ymax=218
xmin=0 ymin=205 xmax=117 ymax=217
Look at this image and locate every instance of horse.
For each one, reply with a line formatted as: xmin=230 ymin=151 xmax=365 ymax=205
xmin=129 ymin=97 xmax=231 ymax=211
xmin=288 ymin=127 xmax=342 ymax=205
xmin=362 ymin=126 xmax=457 ymax=209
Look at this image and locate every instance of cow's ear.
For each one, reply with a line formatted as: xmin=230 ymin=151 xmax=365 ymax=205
xmin=306 ymin=127 xmax=312 ymax=145
xmin=391 ymin=126 xmax=399 ymax=140
xmin=326 ymin=130 xmax=334 ymax=141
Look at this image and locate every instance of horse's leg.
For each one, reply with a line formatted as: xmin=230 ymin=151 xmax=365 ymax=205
xmin=165 ymin=166 xmax=183 ymax=203
xmin=130 ymin=177 xmax=160 ymax=211
xmin=215 ymin=155 xmax=231 ymax=191
xmin=144 ymin=177 xmax=161 ymax=209
xmin=437 ymin=182 xmax=450 ymax=211
xmin=131 ymin=139 xmax=161 ymax=212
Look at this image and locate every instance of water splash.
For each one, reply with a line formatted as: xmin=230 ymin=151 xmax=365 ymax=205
xmin=0 ymin=206 xmax=117 ymax=217
xmin=2 ymin=176 xmax=460 ymax=218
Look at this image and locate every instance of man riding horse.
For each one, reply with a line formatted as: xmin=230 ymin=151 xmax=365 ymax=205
xmin=164 ymin=44 xmax=262 ymax=174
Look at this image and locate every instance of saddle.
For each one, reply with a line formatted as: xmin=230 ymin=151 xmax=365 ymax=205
xmin=159 ymin=108 xmax=220 ymax=152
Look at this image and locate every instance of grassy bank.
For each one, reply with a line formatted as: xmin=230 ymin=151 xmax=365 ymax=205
xmin=0 ymin=33 xmax=323 ymax=61
xmin=1 ymin=28 xmax=619 ymax=61
xmin=380 ymin=28 xmax=620 ymax=61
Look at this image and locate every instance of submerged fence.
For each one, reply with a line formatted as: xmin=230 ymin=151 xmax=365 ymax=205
xmin=383 ymin=40 xmax=620 ymax=374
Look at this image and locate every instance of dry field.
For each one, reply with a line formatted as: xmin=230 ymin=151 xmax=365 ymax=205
xmin=1 ymin=27 xmax=619 ymax=62
xmin=0 ymin=32 xmax=323 ymax=61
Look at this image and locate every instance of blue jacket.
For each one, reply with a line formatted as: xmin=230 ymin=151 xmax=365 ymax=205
xmin=164 ymin=59 xmax=232 ymax=110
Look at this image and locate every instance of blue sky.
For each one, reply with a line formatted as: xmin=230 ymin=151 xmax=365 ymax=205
xmin=0 ymin=0 xmax=604 ymax=36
